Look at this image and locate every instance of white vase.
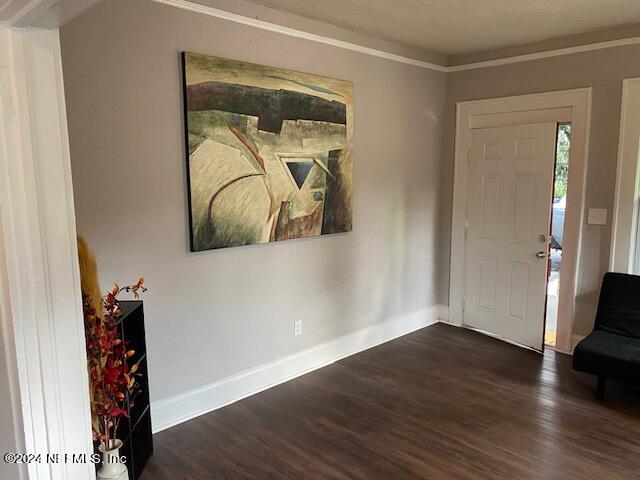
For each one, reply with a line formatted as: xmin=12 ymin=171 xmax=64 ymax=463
xmin=97 ymin=439 xmax=129 ymax=480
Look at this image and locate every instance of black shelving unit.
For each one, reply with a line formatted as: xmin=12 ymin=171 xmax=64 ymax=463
xmin=118 ymin=301 xmax=153 ymax=480
xmin=94 ymin=301 xmax=153 ymax=479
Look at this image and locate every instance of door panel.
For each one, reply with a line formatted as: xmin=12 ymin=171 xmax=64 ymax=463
xmin=478 ymin=256 xmax=497 ymax=311
xmin=480 ymin=175 xmax=501 ymax=239
xmin=512 ymin=175 xmax=534 ymax=244
xmin=507 ymin=261 xmax=529 ymax=320
xmin=465 ymin=123 xmax=557 ymax=350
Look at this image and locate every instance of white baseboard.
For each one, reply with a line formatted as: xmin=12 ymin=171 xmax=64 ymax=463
xmin=151 ymin=305 xmax=445 ymax=433
xmin=554 ymin=334 xmax=585 ymax=355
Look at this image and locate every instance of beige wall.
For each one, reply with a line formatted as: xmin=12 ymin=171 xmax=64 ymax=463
xmin=442 ymin=44 xmax=640 ymax=335
xmin=61 ymin=0 xmax=446 ymax=404
xmin=61 ymin=0 xmax=637 ymax=409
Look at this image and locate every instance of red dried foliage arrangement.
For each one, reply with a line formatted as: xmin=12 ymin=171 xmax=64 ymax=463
xmin=84 ymin=278 xmax=146 ymax=448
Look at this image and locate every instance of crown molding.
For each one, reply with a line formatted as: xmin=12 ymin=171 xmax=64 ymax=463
xmin=447 ymin=36 xmax=640 ymax=72
xmin=151 ymin=0 xmax=640 ymax=74
xmin=150 ymin=0 xmax=449 ymax=72
xmin=7 ymin=0 xmax=637 ymax=72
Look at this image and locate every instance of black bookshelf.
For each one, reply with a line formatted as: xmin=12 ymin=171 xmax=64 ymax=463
xmin=94 ymin=301 xmax=153 ymax=479
xmin=118 ymin=301 xmax=153 ymax=479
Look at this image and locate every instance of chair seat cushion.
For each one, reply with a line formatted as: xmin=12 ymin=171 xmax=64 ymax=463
xmin=573 ymin=330 xmax=640 ymax=383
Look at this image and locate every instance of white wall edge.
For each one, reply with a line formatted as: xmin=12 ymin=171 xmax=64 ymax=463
xmin=609 ymin=77 xmax=640 ymax=273
xmin=151 ymin=305 xmax=446 ymax=433
xmin=149 ymin=0 xmax=640 ymax=73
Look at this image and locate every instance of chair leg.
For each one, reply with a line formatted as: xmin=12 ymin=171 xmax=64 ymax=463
xmin=596 ymin=376 xmax=606 ymax=400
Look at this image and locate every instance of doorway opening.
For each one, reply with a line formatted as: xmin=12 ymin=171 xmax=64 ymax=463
xmin=545 ymin=123 xmax=571 ymax=348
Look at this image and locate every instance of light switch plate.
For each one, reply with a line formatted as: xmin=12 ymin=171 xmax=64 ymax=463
xmin=587 ymin=208 xmax=607 ymax=225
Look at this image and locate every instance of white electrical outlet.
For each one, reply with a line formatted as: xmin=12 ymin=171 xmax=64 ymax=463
xmin=294 ymin=320 xmax=302 ymax=336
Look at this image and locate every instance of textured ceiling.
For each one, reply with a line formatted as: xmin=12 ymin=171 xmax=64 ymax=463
xmin=249 ymin=0 xmax=640 ymax=55
xmin=0 ymin=0 xmax=30 ymax=22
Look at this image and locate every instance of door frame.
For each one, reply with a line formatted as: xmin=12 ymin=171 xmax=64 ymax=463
xmin=0 ymin=27 xmax=95 ymax=479
xmin=449 ymin=88 xmax=592 ymax=354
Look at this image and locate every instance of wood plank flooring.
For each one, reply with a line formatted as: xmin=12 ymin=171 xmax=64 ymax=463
xmin=140 ymin=323 xmax=640 ymax=479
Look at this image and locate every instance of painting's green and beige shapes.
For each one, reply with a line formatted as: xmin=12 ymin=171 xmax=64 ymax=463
xmin=182 ymin=52 xmax=353 ymax=251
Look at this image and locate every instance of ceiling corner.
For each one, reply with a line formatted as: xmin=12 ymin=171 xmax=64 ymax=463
xmin=3 ymin=0 xmax=103 ymax=28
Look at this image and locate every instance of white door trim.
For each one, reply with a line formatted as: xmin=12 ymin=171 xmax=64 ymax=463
xmin=450 ymin=88 xmax=592 ymax=354
xmin=0 ymin=26 xmax=95 ymax=479
xmin=610 ymin=78 xmax=640 ymax=274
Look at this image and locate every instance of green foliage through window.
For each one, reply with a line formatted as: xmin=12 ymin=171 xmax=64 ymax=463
xmin=554 ymin=123 xmax=571 ymax=199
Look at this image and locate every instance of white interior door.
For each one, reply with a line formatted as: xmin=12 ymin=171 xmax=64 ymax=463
xmin=464 ymin=123 xmax=557 ymax=350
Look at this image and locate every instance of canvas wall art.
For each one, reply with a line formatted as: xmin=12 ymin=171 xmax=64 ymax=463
xmin=182 ymin=51 xmax=353 ymax=251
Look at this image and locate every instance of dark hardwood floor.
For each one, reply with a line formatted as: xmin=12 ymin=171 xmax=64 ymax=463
xmin=140 ymin=324 xmax=640 ymax=479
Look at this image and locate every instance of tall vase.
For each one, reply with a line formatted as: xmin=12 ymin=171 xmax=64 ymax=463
xmin=97 ymin=439 xmax=129 ymax=480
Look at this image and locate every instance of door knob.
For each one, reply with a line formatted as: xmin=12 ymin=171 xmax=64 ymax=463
xmin=535 ymin=251 xmax=547 ymax=259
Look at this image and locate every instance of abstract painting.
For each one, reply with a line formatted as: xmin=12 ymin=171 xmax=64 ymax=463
xmin=182 ymin=52 xmax=353 ymax=251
